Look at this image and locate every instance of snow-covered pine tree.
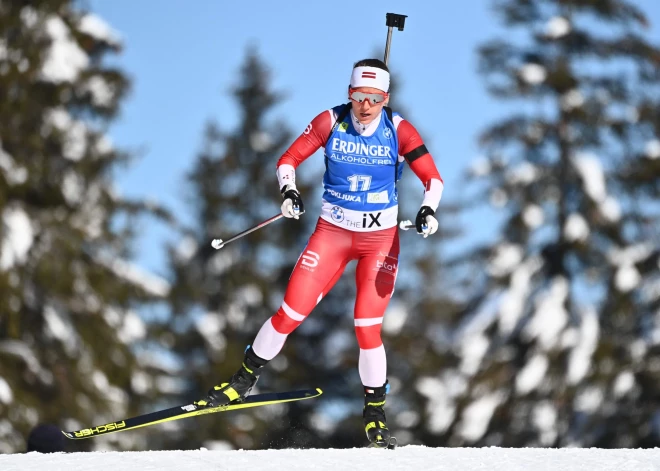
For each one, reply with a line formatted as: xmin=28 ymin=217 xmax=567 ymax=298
xmin=450 ymin=0 xmax=660 ymax=448
xmin=0 ymin=1 xmax=171 ymax=452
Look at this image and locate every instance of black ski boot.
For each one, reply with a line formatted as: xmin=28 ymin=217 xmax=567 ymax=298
xmin=198 ymin=346 xmax=268 ymax=407
xmin=363 ymin=381 xmax=396 ymax=449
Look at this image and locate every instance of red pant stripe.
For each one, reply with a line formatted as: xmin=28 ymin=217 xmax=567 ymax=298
xmin=355 ymin=324 xmax=384 ymax=350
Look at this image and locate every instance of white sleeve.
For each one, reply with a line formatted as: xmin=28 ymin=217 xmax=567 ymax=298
xmin=276 ymin=164 xmax=296 ymax=191
xmin=421 ymin=178 xmax=444 ymax=211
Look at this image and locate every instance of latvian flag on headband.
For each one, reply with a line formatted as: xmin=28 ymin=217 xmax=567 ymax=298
xmin=350 ymin=66 xmax=390 ymax=92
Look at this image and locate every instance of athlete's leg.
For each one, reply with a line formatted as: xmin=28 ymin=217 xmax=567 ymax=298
xmin=353 ymin=227 xmax=400 ymax=387
xmin=252 ymin=219 xmax=352 ymax=360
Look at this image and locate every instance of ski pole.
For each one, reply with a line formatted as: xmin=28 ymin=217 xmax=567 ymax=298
xmin=383 ymin=13 xmax=407 ymax=66
xmin=211 ymin=213 xmax=284 ymax=250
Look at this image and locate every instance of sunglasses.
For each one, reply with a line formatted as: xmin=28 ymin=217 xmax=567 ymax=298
xmin=349 ymin=88 xmax=389 ymax=105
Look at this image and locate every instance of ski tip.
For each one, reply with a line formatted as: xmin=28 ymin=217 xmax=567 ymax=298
xmin=315 ymin=387 xmax=323 ymax=395
xmin=61 ymin=430 xmax=84 ymax=440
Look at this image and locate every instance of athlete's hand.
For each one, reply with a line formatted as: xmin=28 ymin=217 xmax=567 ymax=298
xmin=415 ymin=206 xmax=438 ymax=238
xmin=281 ymin=185 xmax=305 ymax=219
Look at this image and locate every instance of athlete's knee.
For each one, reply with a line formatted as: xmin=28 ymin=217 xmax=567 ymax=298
xmin=271 ymin=301 xmax=307 ymax=335
xmin=354 ymin=318 xmax=383 ymax=350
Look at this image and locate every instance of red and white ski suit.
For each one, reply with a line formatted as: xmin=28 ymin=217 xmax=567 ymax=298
xmin=252 ymin=107 xmax=443 ymax=387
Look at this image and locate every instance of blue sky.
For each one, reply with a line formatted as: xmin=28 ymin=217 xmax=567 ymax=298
xmin=88 ymin=0 xmax=660 ymax=276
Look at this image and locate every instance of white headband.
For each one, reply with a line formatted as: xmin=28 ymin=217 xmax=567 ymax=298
xmin=350 ymin=66 xmax=390 ymax=92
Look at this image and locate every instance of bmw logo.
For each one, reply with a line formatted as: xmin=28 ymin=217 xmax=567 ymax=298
xmin=383 ymin=128 xmax=392 ymax=139
xmin=331 ymin=206 xmax=344 ymax=222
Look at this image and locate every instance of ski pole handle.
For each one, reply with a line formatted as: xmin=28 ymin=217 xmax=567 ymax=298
xmin=398 ymin=220 xmax=415 ymax=231
xmin=211 ymin=213 xmax=284 ymax=250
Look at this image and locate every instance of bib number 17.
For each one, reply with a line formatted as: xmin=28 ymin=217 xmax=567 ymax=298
xmin=347 ymin=174 xmax=371 ymax=191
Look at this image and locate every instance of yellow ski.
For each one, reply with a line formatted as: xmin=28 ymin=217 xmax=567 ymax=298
xmin=62 ymin=388 xmax=323 ymax=439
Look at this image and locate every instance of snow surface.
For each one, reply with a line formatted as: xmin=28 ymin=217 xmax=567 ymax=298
xmin=3 ymin=447 xmax=660 ymax=471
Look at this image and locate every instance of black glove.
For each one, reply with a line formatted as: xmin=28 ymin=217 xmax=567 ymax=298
xmin=280 ymin=185 xmax=305 ymax=219
xmin=415 ymin=206 xmax=435 ymax=234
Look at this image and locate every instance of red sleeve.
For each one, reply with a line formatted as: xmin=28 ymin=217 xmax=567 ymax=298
xmin=397 ymin=119 xmax=443 ymax=187
xmin=277 ymin=110 xmax=333 ymax=169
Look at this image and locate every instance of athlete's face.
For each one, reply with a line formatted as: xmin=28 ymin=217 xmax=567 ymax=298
xmin=349 ymin=86 xmax=389 ymax=125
